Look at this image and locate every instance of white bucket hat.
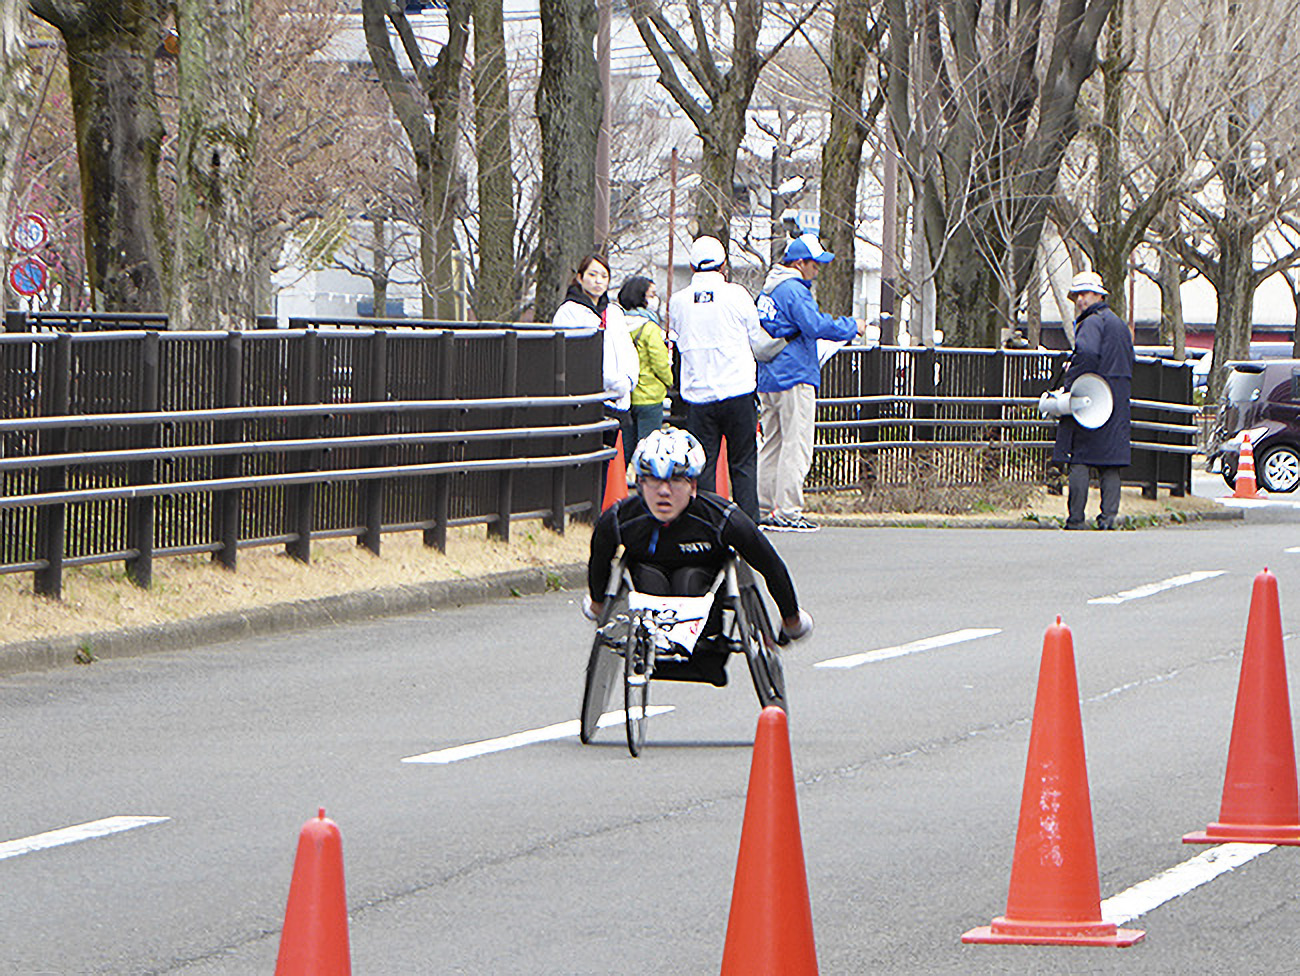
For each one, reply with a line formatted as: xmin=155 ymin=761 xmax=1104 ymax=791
xmin=1067 ymin=270 xmax=1107 ymax=297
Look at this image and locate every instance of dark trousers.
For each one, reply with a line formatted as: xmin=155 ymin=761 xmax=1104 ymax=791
xmin=686 ymin=393 xmax=759 ymax=521
xmin=604 ymin=406 xmax=634 ymax=465
xmin=1067 ymin=464 xmax=1122 ymax=528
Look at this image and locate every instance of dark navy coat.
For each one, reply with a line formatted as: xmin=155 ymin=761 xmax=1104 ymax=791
xmin=1052 ymin=300 xmax=1135 ymax=468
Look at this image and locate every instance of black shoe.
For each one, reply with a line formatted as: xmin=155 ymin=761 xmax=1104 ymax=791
xmin=1096 ymin=517 xmax=1117 ymax=531
xmin=1063 ymin=520 xmax=1087 ymax=531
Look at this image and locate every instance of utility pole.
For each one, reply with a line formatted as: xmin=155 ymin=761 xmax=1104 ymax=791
xmin=879 ymin=134 xmax=898 ymax=345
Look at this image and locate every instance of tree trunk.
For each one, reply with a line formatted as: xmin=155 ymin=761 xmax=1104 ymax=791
xmin=1208 ymin=217 xmax=1254 ymax=400
xmin=370 ymin=213 xmax=388 ymax=316
xmin=819 ymin=0 xmax=873 ymax=318
xmin=428 ymin=0 xmax=468 ymax=319
xmin=173 ymin=0 xmax=256 ymax=330
xmin=31 ymin=0 xmax=170 ymax=312
xmin=361 ymin=0 xmax=466 ymax=321
xmin=472 ymin=0 xmax=517 ymax=322
xmin=535 ymin=0 xmax=600 ymax=322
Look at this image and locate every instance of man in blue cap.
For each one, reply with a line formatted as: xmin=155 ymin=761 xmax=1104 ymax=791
xmin=754 ymin=234 xmax=865 ymax=531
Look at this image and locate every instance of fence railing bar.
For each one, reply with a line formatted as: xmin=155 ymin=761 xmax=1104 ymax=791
xmin=0 ymin=449 xmax=616 ymax=510
xmin=0 ymin=421 xmax=615 ymax=473
xmin=0 ymin=394 xmax=610 ymax=433
xmin=815 ymin=439 xmax=1197 ymax=455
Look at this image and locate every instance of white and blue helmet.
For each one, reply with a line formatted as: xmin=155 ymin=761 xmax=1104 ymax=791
xmin=630 ymin=427 xmax=706 ymax=480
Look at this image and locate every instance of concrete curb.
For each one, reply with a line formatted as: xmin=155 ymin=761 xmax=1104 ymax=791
xmin=814 ymin=507 xmax=1244 ymax=530
xmin=0 ymin=563 xmax=588 ymax=679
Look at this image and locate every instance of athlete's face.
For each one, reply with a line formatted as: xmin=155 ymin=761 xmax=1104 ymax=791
xmin=640 ymin=474 xmax=695 ymax=523
xmin=578 ymin=261 xmax=610 ymax=301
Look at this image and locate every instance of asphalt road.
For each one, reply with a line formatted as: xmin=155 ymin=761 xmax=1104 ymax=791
xmin=3 ymin=501 xmax=1300 ymax=974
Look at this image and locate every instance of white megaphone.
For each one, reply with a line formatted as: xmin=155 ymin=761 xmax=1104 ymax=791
xmin=1037 ymin=373 xmax=1113 ymax=429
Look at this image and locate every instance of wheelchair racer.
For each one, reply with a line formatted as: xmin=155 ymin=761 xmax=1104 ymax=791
xmin=585 ymin=427 xmax=813 ymax=686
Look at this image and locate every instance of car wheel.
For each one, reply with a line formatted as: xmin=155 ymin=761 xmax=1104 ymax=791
xmin=1258 ymin=445 xmax=1300 ymax=493
xmin=1221 ymin=457 xmax=1237 ymax=489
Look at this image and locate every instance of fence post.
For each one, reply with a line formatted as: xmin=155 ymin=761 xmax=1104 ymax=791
xmin=425 ymin=330 xmax=455 ymax=552
xmin=4 ymin=310 xmax=27 ymax=332
xmin=34 ymin=333 xmax=71 ymax=598
xmin=285 ymin=330 xmax=321 ymax=563
xmin=489 ymin=331 xmax=517 ymax=542
xmin=125 ymin=332 xmax=159 ymax=588
xmin=214 ymin=331 xmax=244 ymax=570
xmin=544 ymin=331 xmax=567 ymax=534
xmin=359 ymin=330 xmax=387 ymax=555
xmin=981 ymin=350 xmax=1002 ymax=481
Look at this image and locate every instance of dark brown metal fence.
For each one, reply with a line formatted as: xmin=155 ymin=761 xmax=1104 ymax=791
xmin=0 ymin=328 xmax=610 ymax=597
xmin=812 ymin=346 xmax=1195 ymax=495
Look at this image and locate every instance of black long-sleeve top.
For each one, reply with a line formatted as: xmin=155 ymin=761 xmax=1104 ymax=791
xmin=587 ymin=491 xmax=799 ymax=620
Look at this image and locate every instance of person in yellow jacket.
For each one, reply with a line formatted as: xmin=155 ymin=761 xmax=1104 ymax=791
xmin=618 ymin=275 xmax=675 ymax=451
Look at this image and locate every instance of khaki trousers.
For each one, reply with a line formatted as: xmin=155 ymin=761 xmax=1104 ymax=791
xmin=758 ymin=384 xmax=816 ymax=517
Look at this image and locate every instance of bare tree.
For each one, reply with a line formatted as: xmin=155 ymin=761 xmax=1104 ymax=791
xmin=471 ymin=0 xmax=516 ymax=322
xmin=883 ymin=0 xmax=1117 ymax=347
xmin=630 ymin=0 xmax=823 ymax=249
xmin=534 ymin=0 xmax=600 ymax=322
xmin=363 ymin=0 xmax=469 ymax=319
xmin=172 ymin=0 xmax=256 ymax=330
xmin=30 ymin=0 xmax=170 ymax=311
xmin=1172 ymin=0 xmax=1300 ymax=397
xmin=818 ymin=0 xmax=884 ymax=317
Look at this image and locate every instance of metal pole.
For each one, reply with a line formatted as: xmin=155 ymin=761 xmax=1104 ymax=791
xmin=666 ymin=147 xmax=678 ymax=331
xmin=879 ymin=135 xmax=898 ymax=345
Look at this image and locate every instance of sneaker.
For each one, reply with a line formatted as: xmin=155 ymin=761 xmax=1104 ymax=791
xmin=778 ymin=513 xmax=819 ymax=532
xmin=758 ymin=514 xmax=785 ymax=532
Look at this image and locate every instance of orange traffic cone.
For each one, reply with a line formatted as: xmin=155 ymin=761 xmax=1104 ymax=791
xmin=275 ymin=809 xmax=351 ymax=976
xmin=721 ymin=706 xmax=818 ymax=975
xmin=963 ymin=618 xmax=1144 ymax=947
xmin=1233 ymin=431 xmax=1261 ymax=498
xmin=716 ymin=437 xmax=733 ymax=500
xmin=1185 ymin=568 xmax=1300 ymax=844
xmin=602 ymin=430 xmax=628 ymax=511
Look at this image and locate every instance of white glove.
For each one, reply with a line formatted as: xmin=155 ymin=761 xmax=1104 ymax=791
xmin=781 ymin=608 xmax=814 ymax=642
xmin=582 ymin=594 xmax=599 ymax=621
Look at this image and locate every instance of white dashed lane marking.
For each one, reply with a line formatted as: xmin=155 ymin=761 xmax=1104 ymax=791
xmin=0 ymin=816 xmax=169 ymax=862
xmin=402 ymin=707 xmax=675 ymax=764
xmin=813 ymin=628 xmax=1001 ymax=670
xmin=1087 ymin=570 xmax=1225 ymax=605
xmin=1101 ymin=843 xmax=1274 ymax=925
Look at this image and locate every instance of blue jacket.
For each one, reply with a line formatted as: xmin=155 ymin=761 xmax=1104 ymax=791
xmin=755 ymin=265 xmax=858 ymax=392
xmin=1052 ymin=300 xmax=1135 ymax=468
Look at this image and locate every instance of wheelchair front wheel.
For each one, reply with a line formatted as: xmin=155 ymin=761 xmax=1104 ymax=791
xmin=625 ymin=626 xmax=651 ymax=757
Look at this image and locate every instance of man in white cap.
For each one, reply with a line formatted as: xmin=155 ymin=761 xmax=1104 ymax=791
xmin=1053 ymin=270 xmax=1134 ymax=530
xmin=753 ymin=233 xmax=866 ymax=532
xmin=667 ymin=236 xmax=765 ymax=521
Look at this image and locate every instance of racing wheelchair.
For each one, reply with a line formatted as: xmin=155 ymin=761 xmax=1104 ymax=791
xmin=579 ymin=551 xmax=788 ymax=757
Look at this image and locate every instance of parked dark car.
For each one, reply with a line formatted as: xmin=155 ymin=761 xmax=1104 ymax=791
xmin=1209 ymin=360 xmax=1300 ymax=492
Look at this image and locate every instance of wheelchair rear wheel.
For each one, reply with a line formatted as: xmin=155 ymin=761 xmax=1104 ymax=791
xmin=580 ymin=582 xmax=629 ymax=744
xmin=734 ymin=570 xmax=787 ymax=710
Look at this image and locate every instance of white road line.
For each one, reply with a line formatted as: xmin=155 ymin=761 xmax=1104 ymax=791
xmin=813 ymin=628 xmax=1001 ymax=670
xmin=0 ymin=816 xmax=170 ymax=862
xmin=402 ymin=706 xmax=676 ymax=764
xmin=1087 ymin=570 xmax=1225 ymax=605
xmin=1101 ymin=843 xmax=1274 ymax=925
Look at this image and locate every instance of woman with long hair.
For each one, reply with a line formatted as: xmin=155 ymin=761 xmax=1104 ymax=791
xmin=552 ymin=253 xmax=638 ymax=464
